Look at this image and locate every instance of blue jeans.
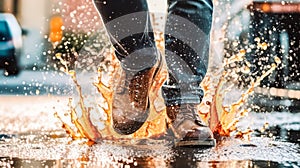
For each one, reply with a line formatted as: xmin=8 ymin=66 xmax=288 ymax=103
xmin=93 ymin=0 xmax=213 ymax=106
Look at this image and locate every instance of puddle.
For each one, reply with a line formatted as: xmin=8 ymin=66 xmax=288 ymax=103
xmin=0 ymin=96 xmax=299 ymax=168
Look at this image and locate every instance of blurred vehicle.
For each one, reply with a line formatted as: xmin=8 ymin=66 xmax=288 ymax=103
xmin=247 ymin=0 xmax=300 ymax=111
xmin=0 ymin=13 xmax=22 ymax=76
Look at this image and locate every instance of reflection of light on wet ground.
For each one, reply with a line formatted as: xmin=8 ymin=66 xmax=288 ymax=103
xmin=194 ymin=137 xmax=300 ymax=162
xmin=238 ymin=111 xmax=300 ymax=131
xmin=1 ymin=135 xmax=299 ymax=167
xmin=0 ymin=96 xmax=299 ymax=167
xmin=0 ymin=96 xmax=68 ymax=133
xmin=0 ymin=135 xmax=174 ymax=167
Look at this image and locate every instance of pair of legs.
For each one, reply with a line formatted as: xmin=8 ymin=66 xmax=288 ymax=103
xmin=93 ymin=0 xmax=215 ymax=146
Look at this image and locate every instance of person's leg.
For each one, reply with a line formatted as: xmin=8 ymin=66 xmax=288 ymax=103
xmin=93 ymin=0 xmax=157 ymax=68
xmin=93 ymin=0 xmax=161 ymax=135
xmin=164 ymin=0 xmax=212 ymax=106
xmin=163 ymin=0 xmax=215 ymax=146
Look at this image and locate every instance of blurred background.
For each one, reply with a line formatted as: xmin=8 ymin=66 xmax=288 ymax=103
xmin=0 ymin=0 xmax=101 ymax=71
xmin=0 ymin=0 xmax=105 ymax=95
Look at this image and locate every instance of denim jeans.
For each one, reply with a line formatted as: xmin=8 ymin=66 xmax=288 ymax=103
xmin=93 ymin=0 xmax=213 ymax=106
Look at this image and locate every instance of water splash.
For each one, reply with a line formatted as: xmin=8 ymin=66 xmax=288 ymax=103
xmin=50 ymin=0 xmax=288 ymax=146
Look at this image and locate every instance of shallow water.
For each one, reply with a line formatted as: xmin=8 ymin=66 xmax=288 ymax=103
xmin=0 ymin=96 xmax=299 ymax=168
xmin=0 ymin=134 xmax=299 ymax=167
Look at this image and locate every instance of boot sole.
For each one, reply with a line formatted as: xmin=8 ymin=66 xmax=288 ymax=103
xmin=112 ymin=53 xmax=163 ymax=135
xmin=175 ymin=138 xmax=216 ymax=148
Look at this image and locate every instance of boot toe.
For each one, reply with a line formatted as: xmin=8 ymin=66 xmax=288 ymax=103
xmin=176 ymin=126 xmax=216 ymax=147
xmin=183 ymin=126 xmax=214 ymax=141
xmin=112 ymin=103 xmax=150 ymax=135
xmin=113 ymin=119 xmax=146 ymax=135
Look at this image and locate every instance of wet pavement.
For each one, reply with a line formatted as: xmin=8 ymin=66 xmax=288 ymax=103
xmin=0 ymin=137 xmax=299 ymax=168
xmin=0 ymin=70 xmax=72 ymax=95
xmin=0 ymin=96 xmax=299 ymax=168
